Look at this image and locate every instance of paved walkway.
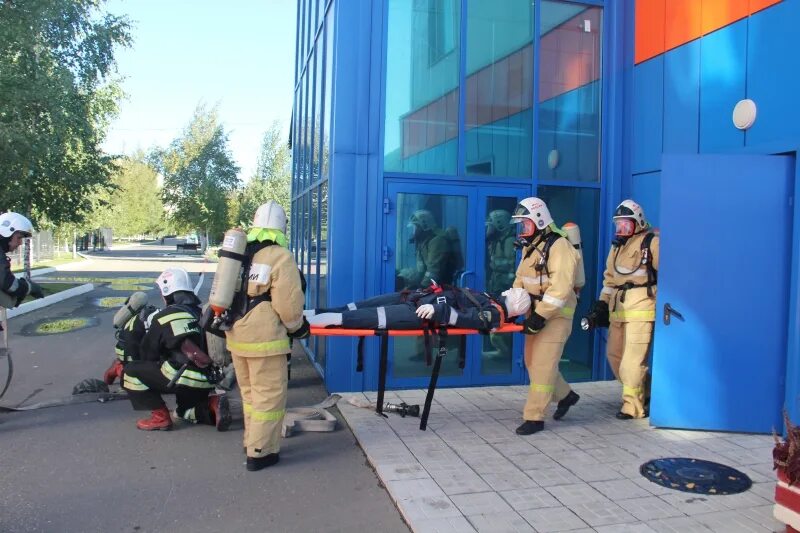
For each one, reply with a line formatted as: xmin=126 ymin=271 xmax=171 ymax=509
xmin=339 ymin=381 xmax=782 ymax=533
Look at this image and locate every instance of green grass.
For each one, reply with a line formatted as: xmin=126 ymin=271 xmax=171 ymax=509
xmin=21 ymin=282 xmax=80 ymax=303
xmin=11 ymin=255 xmax=85 ymax=273
xmin=35 ymin=317 xmax=90 ymax=334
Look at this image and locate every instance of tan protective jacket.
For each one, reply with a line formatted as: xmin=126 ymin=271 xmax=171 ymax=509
xmin=599 ymin=231 xmax=659 ymax=323
xmin=513 ymin=233 xmax=578 ymax=321
xmin=226 ymin=244 xmax=305 ymax=357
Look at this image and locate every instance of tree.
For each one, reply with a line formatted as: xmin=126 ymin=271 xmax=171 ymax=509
xmin=153 ymin=105 xmax=240 ymax=246
xmin=90 ymin=153 xmax=165 ymax=237
xmin=0 ymin=0 xmax=131 ymax=226
xmin=233 ymin=121 xmax=291 ymax=227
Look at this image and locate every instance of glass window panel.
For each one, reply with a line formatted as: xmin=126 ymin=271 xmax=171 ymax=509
xmin=465 ymin=0 xmax=533 ymax=178
xmin=303 ymin=69 xmax=311 ymax=190
xmin=384 ymin=0 xmax=460 ymax=175
xmin=537 ymin=185 xmax=599 ymax=381
xmin=309 ymin=186 xmax=319 ymax=309
xmin=538 ymin=1 xmax=602 ymax=183
xmin=314 ymin=39 xmax=323 ymax=184
xmin=309 ymin=50 xmax=318 ymax=186
xmin=481 ymin=196 xmax=519 ymax=375
xmin=300 ymin=0 xmax=307 ymax=67
xmin=322 ymin=12 xmax=333 ymax=180
xmin=319 ymin=179 xmax=328 ymax=310
xmin=392 ymin=192 xmax=466 ymax=379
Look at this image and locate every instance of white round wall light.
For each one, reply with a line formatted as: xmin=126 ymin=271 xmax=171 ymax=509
xmin=547 ymin=149 xmax=559 ymax=169
xmin=732 ymin=99 xmax=757 ymax=130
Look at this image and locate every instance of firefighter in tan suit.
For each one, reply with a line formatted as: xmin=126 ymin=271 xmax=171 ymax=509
xmin=225 ymin=201 xmax=309 ymax=472
xmin=511 ymin=197 xmax=581 ymax=436
xmin=589 ymin=199 xmax=658 ymax=420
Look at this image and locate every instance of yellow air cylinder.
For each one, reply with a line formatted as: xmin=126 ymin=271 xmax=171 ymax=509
xmin=562 ymin=222 xmax=586 ymax=292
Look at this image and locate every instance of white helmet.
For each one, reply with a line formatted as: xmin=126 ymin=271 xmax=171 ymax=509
xmin=155 ymin=268 xmax=194 ymax=297
xmin=253 ymin=200 xmax=287 ymax=234
xmin=613 ymin=199 xmax=648 ymax=235
xmin=0 ymin=212 xmax=33 ymax=239
xmin=501 ymin=288 xmax=531 ymax=318
xmin=511 ymin=197 xmax=553 ymax=239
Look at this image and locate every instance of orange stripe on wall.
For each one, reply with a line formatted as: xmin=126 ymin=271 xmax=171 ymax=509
xmin=665 ymin=0 xmax=702 ymax=51
xmin=701 ymin=0 xmax=749 ymax=35
xmin=750 ymin=0 xmax=782 ymax=13
xmin=634 ymin=0 xmax=665 ymax=64
xmin=635 ymin=0 xmax=782 ymax=64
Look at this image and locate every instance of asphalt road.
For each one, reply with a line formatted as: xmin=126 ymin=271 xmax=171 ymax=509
xmin=0 ymin=243 xmax=409 ymax=533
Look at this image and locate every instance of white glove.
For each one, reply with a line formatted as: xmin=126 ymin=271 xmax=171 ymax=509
xmin=416 ymin=304 xmax=435 ymax=320
xmin=309 ymin=312 xmax=343 ymax=327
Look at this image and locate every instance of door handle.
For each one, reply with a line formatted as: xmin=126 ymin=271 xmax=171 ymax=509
xmin=458 ymin=270 xmax=475 ymax=288
xmin=663 ymin=303 xmax=684 ymax=326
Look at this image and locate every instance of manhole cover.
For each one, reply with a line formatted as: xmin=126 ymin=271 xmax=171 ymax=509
xmin=640 ymin=458 xmax=752 ymax=495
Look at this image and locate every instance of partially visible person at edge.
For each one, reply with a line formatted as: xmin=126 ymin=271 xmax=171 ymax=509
xmin=0 ymin=212 xmax=44 ymax=307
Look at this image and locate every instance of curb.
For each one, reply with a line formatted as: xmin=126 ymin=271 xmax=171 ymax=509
xmin=7 ymin=283 xmax=95 ymax=319
xmin=13 ymin=258 xmax=92 ymax=279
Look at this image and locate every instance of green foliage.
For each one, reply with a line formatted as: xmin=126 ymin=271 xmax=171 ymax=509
xmin=89 ymin=153 xmax=165 ymax=237
xmin=232 ymin=121 xmax=291 ymax=227
xmin=0 ymin=0 xmax=131 ymax=226
xmin=152 ymin=105 xmax=240 ymax=240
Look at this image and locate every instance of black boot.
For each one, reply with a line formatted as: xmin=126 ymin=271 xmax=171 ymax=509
xmin=246 ymin=453 xmax=280 ymax=472
xmin=553 ymin=391 xmax=580 ymax=421
xmin=615 ymin=411 xmax=633 ymax=420
xmin=515 ymin=420 xmax=545 ymax=435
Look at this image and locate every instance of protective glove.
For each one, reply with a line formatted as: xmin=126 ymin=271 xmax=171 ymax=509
xmin=288 ymin=316 xmax=311 ymax=338
xmin=416 ymin=304 xmax=435 ymax=320
xmin=28 ymin=282 xmax=44 ymax=299
xmin=523 ymin=312 xmax=546 ymax=335
xmin=590 ymin=300 xmax=610 ymax=329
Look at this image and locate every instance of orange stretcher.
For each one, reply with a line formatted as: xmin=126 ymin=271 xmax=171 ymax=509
xmin=311 ymin=323 xmax=522 ymax=430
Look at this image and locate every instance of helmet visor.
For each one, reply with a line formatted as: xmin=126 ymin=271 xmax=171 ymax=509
xmin=614 ymin=218 xmax=636 ymax=237
xmin=512 ymin=204 xmax=531 ymax=217
xmin=516 ymin=218 xmax=537 ymax=238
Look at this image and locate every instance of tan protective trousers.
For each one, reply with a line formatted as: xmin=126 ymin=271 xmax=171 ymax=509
xmin=523 ymin=316 xmax=573 ymax=421
xmin=606 ymin=321 xmax=652 ymax=418
xmin=231 ymin=352 xmax=288 ymax=458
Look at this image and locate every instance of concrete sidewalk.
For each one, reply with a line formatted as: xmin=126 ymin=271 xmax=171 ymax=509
xmin=339 ymin=381 xmax=781 ymax=533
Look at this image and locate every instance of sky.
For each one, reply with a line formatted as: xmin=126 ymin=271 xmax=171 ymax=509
xmin=102 ymin=0 xmax=297 ymax=181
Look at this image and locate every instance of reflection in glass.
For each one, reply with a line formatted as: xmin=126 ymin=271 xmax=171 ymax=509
xmin=384 ymin=0 xmax=460 ymax=174
xmin=465 ymin=0 xmax=534 ymax=178
xmin=537 ymin=185 xmax=599 ymax=381
xmin=393 ymin=192 xmax=466 ymax=379
xmin=538 ymin=1 xmax=602 ymax=183
xmin=322 ymin=11 xmax=333 ymax=180
xmin=481 ymin=196 xmax=519 ymax=375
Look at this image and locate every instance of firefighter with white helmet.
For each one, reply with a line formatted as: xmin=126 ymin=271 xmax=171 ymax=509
xmin=587 ymin=199 xmax=659 ymax=419
xmin=224 ymin=200 xmax=307 ymax=472
xmin=122 ymin=267 xmax=231 ymax=432
xmin=511 ymin=197 xmax=581 ymax=435
xmin=0 ymin=212 xmax=44 ymax=307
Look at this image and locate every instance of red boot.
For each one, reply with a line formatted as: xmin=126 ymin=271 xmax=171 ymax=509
xmin=208 ymin=394 xmax=232 ymax=432
xmin=136 ymin=406 xmax=173 ymax=431
xmin=103 ymin=359 xmax=123 ymax=385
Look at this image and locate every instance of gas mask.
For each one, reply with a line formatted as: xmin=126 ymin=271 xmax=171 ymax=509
xmin=612 ymin=218 xmax=636 ymax=246
xmin=513 ymin=218 xmax=537 ymax=249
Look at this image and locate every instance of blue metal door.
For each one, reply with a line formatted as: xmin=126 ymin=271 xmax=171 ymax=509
xmin=650 ymin=154 xmax=793 ymax=433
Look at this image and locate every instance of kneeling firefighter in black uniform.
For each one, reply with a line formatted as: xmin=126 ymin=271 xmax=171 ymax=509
xmin=103 ymin=291 xmax=158 ymax=385
xmin=122 ymin=267 xmax=231 ymax=431
xmin=306 ymin=285 xmax=531 ymax=331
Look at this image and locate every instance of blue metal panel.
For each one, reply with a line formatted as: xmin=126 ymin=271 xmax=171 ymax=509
xmin=651 ymin=154 xmax=792 ymax=433
xmin=785 ymin=157 xmax=800 ymax=427
xmin=663 ymin=41 xmax=699 ymax=154
xmin=630 ymin=171 xmax=660 ymax=228
xmin=631 ymin=57 xmax=663 ymax=175
xmin=699 ymin=20 xmax=746 ymax=153
xmin=747 ymin=0 xmax=800 ymax=149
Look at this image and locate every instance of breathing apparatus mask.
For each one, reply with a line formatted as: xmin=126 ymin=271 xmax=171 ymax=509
xmin=612 ymin=218 xmax=636 ymax=246
xmin=513 ymin=218 xmax=538 ymax=249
